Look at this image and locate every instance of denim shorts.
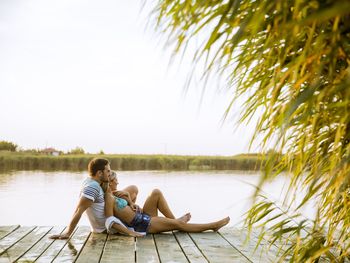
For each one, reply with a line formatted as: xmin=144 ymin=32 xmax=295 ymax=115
xmin=129 ymin=211 xmax=151 ymax=233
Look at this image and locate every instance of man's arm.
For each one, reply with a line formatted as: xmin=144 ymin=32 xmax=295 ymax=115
xmin=109 ymin=223 xmax=144 ymax=237
xmin=49 ymin=197 xmax=92 ymax=239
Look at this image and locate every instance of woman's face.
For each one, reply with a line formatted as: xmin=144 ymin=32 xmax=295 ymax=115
xmin=109 ymin=176 xmax=119 ymax=191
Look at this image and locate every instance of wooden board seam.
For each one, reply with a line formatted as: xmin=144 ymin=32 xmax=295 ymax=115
xmin=13 ymin=226 xmax=54 ymax=262
xmin=152 ymin=234 xmax=162 ymax=263
xmin=187 ymin=232 xmax=210 ymax=263
xmin=0 ymin=226 xmax=36 ymax=256
xmin=71 ymin=227 xmax=92 ymax=263
xmin=49 ymin=226 xmax=80 ymax=262
xmin=0 ymin=225 xmax=20 ymax=241
xmin=97 ymin=232 xmax=109 ymax=263
xmin=217 ymin=231 xmax=254 ymax=263
xmin=172 ymin=231 xmax=191 ymax=263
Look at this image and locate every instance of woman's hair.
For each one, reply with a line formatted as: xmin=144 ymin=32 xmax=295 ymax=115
xmin=101 ymin=170 xmax=117 ymax=193
xmin=88 ymin=158 xmax=109 ymax=176
xmin=109 ymin=170 xmax=117 ymax=181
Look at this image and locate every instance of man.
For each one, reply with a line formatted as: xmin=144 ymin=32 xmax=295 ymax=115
xmin=50 ymin=158 xmax=143 ymax=239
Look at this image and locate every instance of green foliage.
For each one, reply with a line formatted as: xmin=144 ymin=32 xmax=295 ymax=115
xmin=152 ymin=0 xmax=350 ymax=261
xmin=68 ymin=147 xmax=85 ymax=155
xmin=0 ymin=141 xmax=17 ymax=151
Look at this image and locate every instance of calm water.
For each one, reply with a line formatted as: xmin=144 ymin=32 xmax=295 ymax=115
xmin=0 ymin=170 xmax=297 ymax=226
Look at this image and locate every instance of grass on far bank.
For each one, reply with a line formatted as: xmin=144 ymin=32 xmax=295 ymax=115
xmin=0 ymin=151 xmax=268 ymax=171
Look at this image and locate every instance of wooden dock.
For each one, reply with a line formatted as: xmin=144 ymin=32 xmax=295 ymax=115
xmin=0 ymin=225 xmax=280 ymax=262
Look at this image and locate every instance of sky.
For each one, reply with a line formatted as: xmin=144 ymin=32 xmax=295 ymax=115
xmin=0 ymin=0 xmax=257 ymax=156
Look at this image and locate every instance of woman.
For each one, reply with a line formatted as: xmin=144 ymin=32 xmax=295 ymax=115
xmin=105 ymin=171 xmax=230 ymax=236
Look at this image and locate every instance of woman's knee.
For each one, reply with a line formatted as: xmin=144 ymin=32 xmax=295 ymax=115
xmin=128 ymin=185 xmax=138 ymax=195
xmin=127 ymin=185 xmax=138 ymax=201
xmin=151 ymin=188 xmax=162 ymax=197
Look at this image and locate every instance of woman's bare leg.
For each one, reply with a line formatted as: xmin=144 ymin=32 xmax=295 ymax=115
xmin=142 ymin=189 xmax=190 ymax=222
xmin=122 ymin=185 xmax=138 ymax=203
xmin=142 ymin=189 xmax=175 ymax=218
xmin=148 ymin=216 xmax=230 ymax=234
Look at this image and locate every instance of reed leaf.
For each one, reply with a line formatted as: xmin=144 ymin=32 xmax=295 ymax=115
xmin=150 ymin=0 xmax=350 ymax=261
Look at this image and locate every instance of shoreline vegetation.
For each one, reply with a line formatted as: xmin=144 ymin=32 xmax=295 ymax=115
xmin=0 ymin=151 xmax=272 ymax=171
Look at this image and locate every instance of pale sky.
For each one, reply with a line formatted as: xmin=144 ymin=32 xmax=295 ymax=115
xmin=0 ymin=0 xmax=257 ymax=156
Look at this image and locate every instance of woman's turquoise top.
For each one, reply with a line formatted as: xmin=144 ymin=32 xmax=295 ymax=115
xmin=115 ymin=197 xmax=128 ymax=210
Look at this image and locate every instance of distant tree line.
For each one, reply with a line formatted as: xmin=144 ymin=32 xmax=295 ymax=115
xmin=0 ymin=140 xmax=95 ymax=155
xmin=0 ymin=141 xmax=17 ymax=151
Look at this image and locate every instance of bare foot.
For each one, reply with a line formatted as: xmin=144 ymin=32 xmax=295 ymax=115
xmin=177 ymin=212 xmax=191 ymax=223
xmin=212 ymin=216 xmax=230 ymax=232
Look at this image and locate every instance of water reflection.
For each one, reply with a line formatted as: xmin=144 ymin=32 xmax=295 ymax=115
xmin=0 ymin=170 xmax=301 ymax=226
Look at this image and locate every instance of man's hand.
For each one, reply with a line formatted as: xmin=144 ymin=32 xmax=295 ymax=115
xmin=49 ymin=232 xmax=71 ymax=240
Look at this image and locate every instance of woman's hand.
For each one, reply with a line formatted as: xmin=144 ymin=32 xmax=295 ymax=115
xmin=130 ymin=203 xmax=142 ymax=213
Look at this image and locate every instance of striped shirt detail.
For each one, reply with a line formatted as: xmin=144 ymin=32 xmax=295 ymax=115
xmin=81 ymin=178 xmax=104 ymax=203
xmin=80 ymin=177 xmax=106 ymax=233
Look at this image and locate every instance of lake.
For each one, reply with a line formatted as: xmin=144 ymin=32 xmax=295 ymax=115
xmin=0 ymin=170 xmax=303 ymax=227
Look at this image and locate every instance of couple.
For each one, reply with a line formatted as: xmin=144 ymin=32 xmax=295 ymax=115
xmin=50 ymin=158 xmax=230 ymax=239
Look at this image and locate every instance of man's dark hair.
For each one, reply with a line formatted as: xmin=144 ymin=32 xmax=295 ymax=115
xmin=88 ymin=158 xmax=109 ymax=176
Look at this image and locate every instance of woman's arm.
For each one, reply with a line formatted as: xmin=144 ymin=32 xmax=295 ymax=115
xmin=113 ymin=191 xmax=133 ymax=205
xmin=112 ymin=190 xmax=141 ymax=212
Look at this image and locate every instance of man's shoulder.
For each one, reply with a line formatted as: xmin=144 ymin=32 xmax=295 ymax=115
xmin=82 ymin=177 xmax=101 ymax=189
xmin=81 ymin=177 xmax=104 ymax=202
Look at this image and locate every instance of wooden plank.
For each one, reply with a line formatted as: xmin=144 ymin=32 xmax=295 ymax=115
xmin=0 ymin=226 xmax=35 ymax=255
xmin=174 ymin=232 xmax=207 ymax=263
xmin=0 ymin=226 xmax=19 ymax=240
xmin=100 ymin=234 xmax=135 ymax=263
xmin=75 ymin=233 xmax=107 ymax=263
xmin=190 ymin=232 xmax=251 ymax=263
xmin=136 ymin=234 xmax=159 ymax=263
xmin=52 ymin=226 xmax=91 ymax=263
xmin=0 ymin=226 xmax=51 ymax=262
xmin=219 ymin=228 xmax=277 ymax=263
xmin=252 ymin=230 xmax=291 ymax=260
xmin=36 ymin=228 xmax=80 ymax=263
xmin=17 ymin=226 xmax=66 ymax=263
xmin=154 ymin=232 xmax=188 ymax=263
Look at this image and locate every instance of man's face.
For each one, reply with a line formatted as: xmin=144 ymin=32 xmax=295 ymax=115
xmin=98 ymin=164 xmax=111 ymax=183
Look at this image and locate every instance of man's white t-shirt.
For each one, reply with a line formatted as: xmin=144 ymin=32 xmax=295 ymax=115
xmin=80 ymin=178 xmax=106 ymax=233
